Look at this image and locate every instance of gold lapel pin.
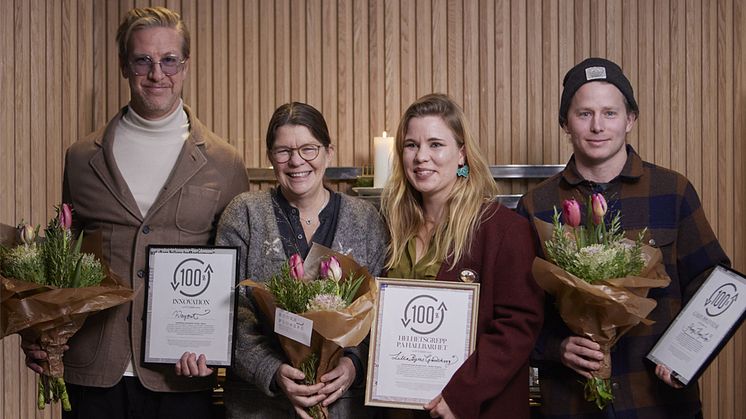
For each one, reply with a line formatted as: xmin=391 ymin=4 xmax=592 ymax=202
xmin=459 ymin=269 xmax=477 ymax=283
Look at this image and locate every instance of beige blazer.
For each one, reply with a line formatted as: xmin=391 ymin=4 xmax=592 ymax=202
xmin=61 ymin=105 xmax=249 ymax=392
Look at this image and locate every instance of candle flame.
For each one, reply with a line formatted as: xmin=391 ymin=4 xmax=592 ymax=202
xmin=382 ymin=131 xmax=388 ymax=138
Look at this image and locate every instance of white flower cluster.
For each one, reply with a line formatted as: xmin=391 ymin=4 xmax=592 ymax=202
xmin=306 ymin=293 xmax=346 ymax=312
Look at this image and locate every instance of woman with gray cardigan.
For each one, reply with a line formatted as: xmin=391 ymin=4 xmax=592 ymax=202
xmin=215 ymin=102 xmax=387 ymax=418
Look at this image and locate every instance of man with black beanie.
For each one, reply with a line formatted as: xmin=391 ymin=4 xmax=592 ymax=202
xmin=517 ymin=58 xmax=729 ymax=418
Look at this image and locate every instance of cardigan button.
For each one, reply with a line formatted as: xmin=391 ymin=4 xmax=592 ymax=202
xmin=142 ymin=225 xmax=151 ymax=234
xmin=137 ymin=269 xmax=145 ymax=278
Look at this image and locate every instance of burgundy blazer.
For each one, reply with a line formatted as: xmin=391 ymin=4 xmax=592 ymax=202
xmin=438 ymin=203 xmax=544 ymax=419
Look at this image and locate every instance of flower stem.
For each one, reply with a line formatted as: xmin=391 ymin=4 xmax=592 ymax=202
xmin=583 ymin=376 xmax=613 ymax=410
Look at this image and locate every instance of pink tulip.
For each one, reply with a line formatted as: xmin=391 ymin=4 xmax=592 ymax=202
xmin=289 ymin=253 xmax=304 ymax=280
xmin=591 ymin=193 xmax=608 ymax=225
xmin=320 ymin=256 xmax=343 ymax=282
xmin=562 ymin=199 xmax=581 ymax=227
xmin=59 ymin=203 xmax=73 ymax=230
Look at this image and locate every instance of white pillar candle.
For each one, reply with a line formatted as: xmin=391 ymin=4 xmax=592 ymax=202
xmin=373 ymin=131 xmax=394 ymax=188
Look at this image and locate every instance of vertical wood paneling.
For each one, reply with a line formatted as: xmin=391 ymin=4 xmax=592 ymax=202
xmin=383 ymin=0 xmax=401 ymax=135
xmin=636 ymin=0 xmax=655 ymax=160
xmin=541 ymin=0 xmax=559 ymax=165
xmin=669 ymin=0 xmax=686 ymax=175
xmin=431 ymin=0 xmax=447 ymax=93
xmin=196 ymin=0 xmax=212 ymax=128
xmin=92 ymin=1 xmax=107 ymax=130
xmin=510 ymin=0 xmax=527 ymax=165
xmin=274 ymin=0 xmax=290 ymax=109
xmin=558 ymin=0 xmax=575 ymax=161
xmin=526 ymin=0 xmax=543 ymax=165
xmin=290 ymin=0 xmax=307 ymax=101
xmin=352 ymin=0 xmax=369 ymax=166
xmin=15 ymin=0 xmax=30 ymax=222
xmin=337 ymin=0 xmax=354 ymax=163
xmin=606 ymin=0 xmax=621 ymax=63
xmin=244 ymin=0 xmax=260 ymax=167
xmin=180 ymin=0 xmax=196 ymax=108
xmin=685 ymin=0 xmax=702 ymax=192
xmin=415 ymin=0 xmax=432 ymax=96
xmin=479 ymin=0 xmax=495 ymax=162
xmin=305 ymin=0 xmax=322 ymax=111
xmin=621 ymin=0 xmax=638 ymax=150
xmin=212 ymin=0 xmax=228 ymax=139
xmin=1 ymin=1 xmax=745 ymax=418
xmin=398 ymin=0 xmax=416 ymax=111
xmin=653 ymin=0 xmax=671 ymax=168
xmin=227 ymin=0 xmax=245 ymax=153
xmin=369 ymin=0 xmax=385 ymax=161
xmin=461 ymin=0 xmax=478 ymax=137
xmin=78 ymin=0 xmax=93 ymax=136
xmin=445 ymin=0 xmax=462 ymax=107
xmin=733 ymin=3 xmax=746 ymax=417
xmin=321 ymin=0 xmax=338 ymax=163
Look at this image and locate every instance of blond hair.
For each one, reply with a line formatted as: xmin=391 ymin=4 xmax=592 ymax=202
xmin=116 ymin=7 xmax=190 ymax=68
xmin=382 ymin=93 xmax=499 ymax=270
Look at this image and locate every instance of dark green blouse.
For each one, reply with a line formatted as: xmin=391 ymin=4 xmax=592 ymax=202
xmin=386 ymin=237 xmax=442 ymax=280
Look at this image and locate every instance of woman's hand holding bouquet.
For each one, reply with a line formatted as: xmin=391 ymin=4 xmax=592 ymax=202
xmin=532 ymin=194 xmax=670 ymax=409
xmin=239 ymin=244 xmax=375 ymax=419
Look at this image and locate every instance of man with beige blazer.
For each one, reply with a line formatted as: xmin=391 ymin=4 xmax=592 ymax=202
xmin=22 ymin=7 xmax=248 ymax=419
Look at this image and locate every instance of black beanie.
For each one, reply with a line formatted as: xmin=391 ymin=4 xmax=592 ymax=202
xmin=558 ymin=57 xmax=638 ymax=126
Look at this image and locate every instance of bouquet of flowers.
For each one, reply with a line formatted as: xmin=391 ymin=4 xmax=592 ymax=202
xmin=532 ymin=194 xmax=670 ymax=409
xmin=239 ymin=243 xmax=376 ymax=419
xmin=0 ymin=204 xmax=133 ymax=411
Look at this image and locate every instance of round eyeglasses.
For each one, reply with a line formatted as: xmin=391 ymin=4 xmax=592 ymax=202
xmin=271 ymin=144 xmax=323 ymax=163
xmin=128 ymin=55 xmax=187 ymax=76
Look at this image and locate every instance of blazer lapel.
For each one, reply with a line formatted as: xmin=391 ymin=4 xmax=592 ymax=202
xmin=88 ymin=109 xmax=144 ymax=221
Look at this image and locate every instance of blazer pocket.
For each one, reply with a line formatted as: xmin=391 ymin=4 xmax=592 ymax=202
xmin=175 ymin=185 xmax=221 ymax=234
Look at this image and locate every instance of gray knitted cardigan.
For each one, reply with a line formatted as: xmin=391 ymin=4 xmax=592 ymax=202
xmin=215 ymin=190 xmax=388 ymax=419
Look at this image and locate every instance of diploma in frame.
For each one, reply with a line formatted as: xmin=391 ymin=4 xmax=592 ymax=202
xmin=365 ymin=278 xmax=480 ymax=409
xmin=647 ymin=265 xmax=746 ymax=385
xmin=144 ymin=246 xmax=238 ymax=366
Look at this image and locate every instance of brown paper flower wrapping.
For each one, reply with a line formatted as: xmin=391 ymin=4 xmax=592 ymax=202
xmin=0 ymin=223 xmax=134 ymax=379
xmin=531 ymin=219 xmax=671 ymax=378
xmin=238 ymin=244 xmax=375 ymax=407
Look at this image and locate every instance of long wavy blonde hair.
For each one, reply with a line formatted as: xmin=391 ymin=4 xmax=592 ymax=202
xmin=382 ymin=93 xmax=499 ymax=270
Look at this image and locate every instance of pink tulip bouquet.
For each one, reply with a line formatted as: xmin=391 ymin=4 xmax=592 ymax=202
xmin=545 ymin=194 xmax=646 ymax=283
xmin=0 ymin=204 xmax=133 ymax=411
xmin=532 ymin=194 xmax=670 ymax=409
xmin=239 ymin=244 xmax=376 ymax=419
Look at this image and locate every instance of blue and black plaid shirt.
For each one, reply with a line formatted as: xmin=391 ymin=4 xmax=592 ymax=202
xmin=517 ymin=145 xmax=729 ymax=419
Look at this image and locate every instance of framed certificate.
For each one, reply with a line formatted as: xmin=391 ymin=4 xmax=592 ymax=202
xmin=365 ymin=278 xmax=480 ymax=409
xmin=647 ymin=265 xmax=746 ymax=385
xmin=144 ymin=246 xmax=239 ymax=366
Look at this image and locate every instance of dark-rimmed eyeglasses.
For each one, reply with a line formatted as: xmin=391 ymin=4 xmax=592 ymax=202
xmin=128 ymin=55 xmax=187 ymax=76
xmin=271 ymin=144 xmax=323 ymax=163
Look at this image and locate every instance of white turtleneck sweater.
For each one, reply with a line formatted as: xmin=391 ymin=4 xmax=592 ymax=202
xmin=113 ymin=100 xmax=189 ymax=217
xmin=112 ymin=101 xmax=189 ymax=377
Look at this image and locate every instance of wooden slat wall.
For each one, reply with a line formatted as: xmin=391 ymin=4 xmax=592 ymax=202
xmin=1 ymin=0 xmax=744 ymax=417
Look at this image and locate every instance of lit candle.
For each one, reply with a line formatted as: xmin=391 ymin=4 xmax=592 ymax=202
xmin=373 ymin=131 xmax=394 ymax=188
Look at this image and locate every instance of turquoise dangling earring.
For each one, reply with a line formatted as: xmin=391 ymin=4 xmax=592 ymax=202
xmin=457 ymin=164 xmax=470 ymax=178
